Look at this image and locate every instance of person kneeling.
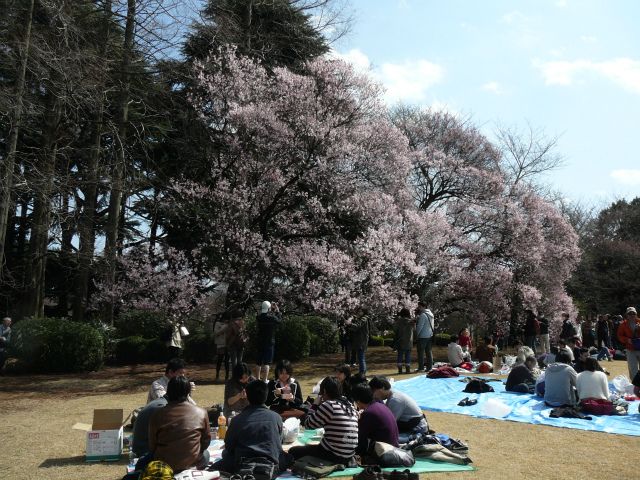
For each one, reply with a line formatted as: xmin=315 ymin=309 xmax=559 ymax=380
xmin=214 ymin=380 xmax=292 ymax=477
xmin=351 ymin=383 xmax=399 ymax=463
xmin=505 ymin=355 xmax=537 ymax=393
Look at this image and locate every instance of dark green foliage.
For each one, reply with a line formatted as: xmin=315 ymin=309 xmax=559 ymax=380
xmin=144 ymin=338 xmax=170 ymax=363
xmin=275 ymin=317 xmax=310 ymax=361
xmin=183 ymin=334 xmax=216 ymax=363
xmin=569 ymin=198 xmax=640 ymax=314
xmin=299 ymin=316 xmax=339 ymax=355
xmin=115 ymin=336 xmax=149 ymax=364
xmin=185 ymin=0 xmax=329 ymax=71
xmin=9 ymin=318 xmax=103 ymax=373
xmin=368 ymin=335 xmax=385 ymax=347
xmin=434 ymin=333 xmax=451 ymax=346
xmin=115 ymin=309 xmax=169 ymax=340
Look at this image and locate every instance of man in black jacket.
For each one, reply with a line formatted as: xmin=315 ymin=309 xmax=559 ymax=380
xmin=255 ymin=301 xmax=282 ymax=381
xmin=214 ymin=380 xmax=292 ymax=477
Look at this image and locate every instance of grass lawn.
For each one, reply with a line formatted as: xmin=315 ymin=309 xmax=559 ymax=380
xmin=0 ymin=346 xmax=636 ymax=480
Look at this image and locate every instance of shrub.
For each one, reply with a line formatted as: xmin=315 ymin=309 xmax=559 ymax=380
xmin=368 ymin=335 xmax=386 ymax=347
xmin=434 ymin=333 xmax=451 ymax=346
xmin=144 ymin=338 xmax=170 ymax=363
xmin=183 ymin=334 xmax=216 ymax=363
xmin=301 ymin=316 xmax=339 ymax=355
xmin=115 ymin=336 xmax=149 ymax=364
xmin=9 ymin=317 xmax=103 ymax=373
xmin=275 ymin=317 xmax=310 ymax=361
xmin=115 ymin=309 xmax=169 ymax=340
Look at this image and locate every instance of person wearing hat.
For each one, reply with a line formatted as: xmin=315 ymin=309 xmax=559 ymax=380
xmin=617 ymin=306 xmax=640 ymax=379
xmin=255 ymin=300 xmax=282 ymax=382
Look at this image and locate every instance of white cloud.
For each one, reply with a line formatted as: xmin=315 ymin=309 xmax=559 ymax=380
xmin=501 ymin=11 xmax=527 ymax=24
xmin=481 ymin=81 xmax=505 ymax=95
xmin=331 ymin=48 xmax=445 ymax=103
xmin=610 ymin=169 xmax=640 ymax=186
xmin=535 ymin=58 xmax=640 ymax=93
xmin=580 ymin=35 xmax=598 ymax=44
xmin=334 ymin=48 xmax=371 ymax=72
xmin=379 ymin=60 xmax=444 ymax=102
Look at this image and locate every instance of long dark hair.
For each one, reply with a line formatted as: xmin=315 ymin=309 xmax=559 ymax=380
xmin=319 ymin=376 xmax=356 ymax=416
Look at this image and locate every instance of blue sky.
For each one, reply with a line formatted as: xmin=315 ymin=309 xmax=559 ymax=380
xmin=331 ymin=0 xmax=640 ymax=204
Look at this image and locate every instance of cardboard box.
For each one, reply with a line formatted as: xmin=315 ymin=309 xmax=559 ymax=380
xmin=85 ymin=409 xmax=124 ymax=462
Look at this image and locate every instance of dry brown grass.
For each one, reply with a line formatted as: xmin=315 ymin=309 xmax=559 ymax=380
xmin=0 ymin=347 xmax=636 ymax=480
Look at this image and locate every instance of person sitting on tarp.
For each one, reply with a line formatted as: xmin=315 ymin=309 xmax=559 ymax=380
xmin=132 ymin=395 xmax=168 ymax=458
xmin=576 ymin=357 xmax=615 ymax=415
xmin=223 ymin=362 xmax=252 ymax=418
xmin=351 ymin=383 xmax=399 ymax=460
xmin=213 ymin=380 xmax=293 ymax=477
xmin=147 ymin=358 xmax=195 ymax=405
xmin=505 ymin=355 xmax=538 ymax=393
xmin=289 ymin=376 xmax=358 ymax=465
xmin=474 ymin=336 xmax=497 ymax=363
xmin=138 ymin=376 xmax=210 ymax=473
xmin=266 ymin=359 xmax=304 ymax=415
xmin=543 ymin=350 xmax=578 ymax=407
xmin=369 ymin=376 xmax=428 ymax=434
xmin=447 ymin=335 xmax=468 ymax=367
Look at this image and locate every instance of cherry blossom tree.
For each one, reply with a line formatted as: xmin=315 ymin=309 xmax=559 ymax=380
xmin=92 ymin=246 xmax=207 ymax=320
xmin=162 ymin=49 xmax=448 ymax=316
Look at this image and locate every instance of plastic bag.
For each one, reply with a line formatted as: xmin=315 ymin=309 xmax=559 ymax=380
xmin=612 ymin=375 xmax=635 ymax=394
xmin=283 ymin=417 xmax=300 ymax=444
xmin=480 ymin=398 xmax=511 ymax=418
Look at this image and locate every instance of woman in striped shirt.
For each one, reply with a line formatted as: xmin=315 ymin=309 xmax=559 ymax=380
xmin=289 ymin=376 xmax=358 ymax=464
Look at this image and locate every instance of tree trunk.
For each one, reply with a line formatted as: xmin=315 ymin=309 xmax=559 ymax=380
xmin=0 ymin=0 xmax=35 ymax=279
xmin=103 ymin=0 xmax=135 ymax=325
xmin=58 ymin=190 xmax=74 ymax=317
xmin=25 ymin=94 xmax=61 ymax=318
xmin=73 ymin=0 xmax=112 ymax=322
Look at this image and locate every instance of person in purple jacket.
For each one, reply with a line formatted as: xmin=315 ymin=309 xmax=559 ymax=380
xmin=351 ymin=383 xmax=399 ymax=458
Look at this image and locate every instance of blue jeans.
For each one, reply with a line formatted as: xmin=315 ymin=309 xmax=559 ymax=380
xmin=397 ymin=349 xmax=411 ymax=365
xmin=596 ymin=346 xmax=611 ymax=361
xmin=416 ymin=337 xmax=433 ymax=371
xmin=357 ymin=348 xmax=366 ymax=374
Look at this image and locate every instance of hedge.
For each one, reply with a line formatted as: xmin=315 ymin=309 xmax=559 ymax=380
xmin=115 ymin=309 xmax=169 ymax=340
xmin=9 ymin=317 xmax=103 ymax=373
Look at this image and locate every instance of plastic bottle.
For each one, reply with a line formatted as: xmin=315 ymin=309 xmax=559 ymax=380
xmin=217 ymin=412 xmax=227 ymax=440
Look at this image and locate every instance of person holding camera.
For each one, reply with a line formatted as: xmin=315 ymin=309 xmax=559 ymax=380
xmin=255 ymin=301 xmax=282 ymax=382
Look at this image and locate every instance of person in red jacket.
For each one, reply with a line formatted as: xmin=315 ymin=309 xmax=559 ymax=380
xmin=617 ymin=306 xmax=640 ymax=380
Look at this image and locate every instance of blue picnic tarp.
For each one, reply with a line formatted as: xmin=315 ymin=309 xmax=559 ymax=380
xmin=392 ymin=375 xmax=640 ymax=436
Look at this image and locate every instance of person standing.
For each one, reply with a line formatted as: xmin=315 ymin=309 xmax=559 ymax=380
xmin=523 ymin=311 xmax=539 ymax=354
xmin=537 ymin=314 xmax=550 ymax=355
xmin=617 ymin=306 xmax=640 ymax=380
xmin=213 ymin=315 xmax=229 ymax=382
xmin=393 ymin=308 xmax=414 ymax=374
xmin=0 ymin=317 xmax=12 ymax=370
xmin=415 ymin=302 xmax=435 ymax=372
xmin=351 ymin=309 xmax=371 ymax=375
xmin=226 ymin=309 xmax=247 ymax=369
xmin=596 ymin=314 xmax=612 ymax=361
xmin=255 ymin=301 xmax=282 ymax=382
xmin=560 ymin=313 xmax=576 ymax=342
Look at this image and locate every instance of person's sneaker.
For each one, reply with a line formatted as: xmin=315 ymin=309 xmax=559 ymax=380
xmin=354 ymin=465 xmax=383 ymax=480
xmin=382 ymin=469 xmax=413 ymax=480
xmin=398 ymin=366 xmax=403 ymax=374
xmin=405 ymin=365 xmax=411 ymax=374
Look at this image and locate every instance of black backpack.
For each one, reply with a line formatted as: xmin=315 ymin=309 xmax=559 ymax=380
xmin=462 ymin=378 xmax=494 ymax=393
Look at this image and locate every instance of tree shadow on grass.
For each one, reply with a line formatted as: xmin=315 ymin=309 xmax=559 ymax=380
xmin=39 ymin=455 xmax=128 ymax=468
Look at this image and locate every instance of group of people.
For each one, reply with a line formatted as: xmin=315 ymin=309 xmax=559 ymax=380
xmin=132 ymin=357 xmax=429 ymax=477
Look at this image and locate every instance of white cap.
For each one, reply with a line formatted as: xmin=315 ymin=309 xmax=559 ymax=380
xmin=261 ymin=301 xmax=271 ymax=313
